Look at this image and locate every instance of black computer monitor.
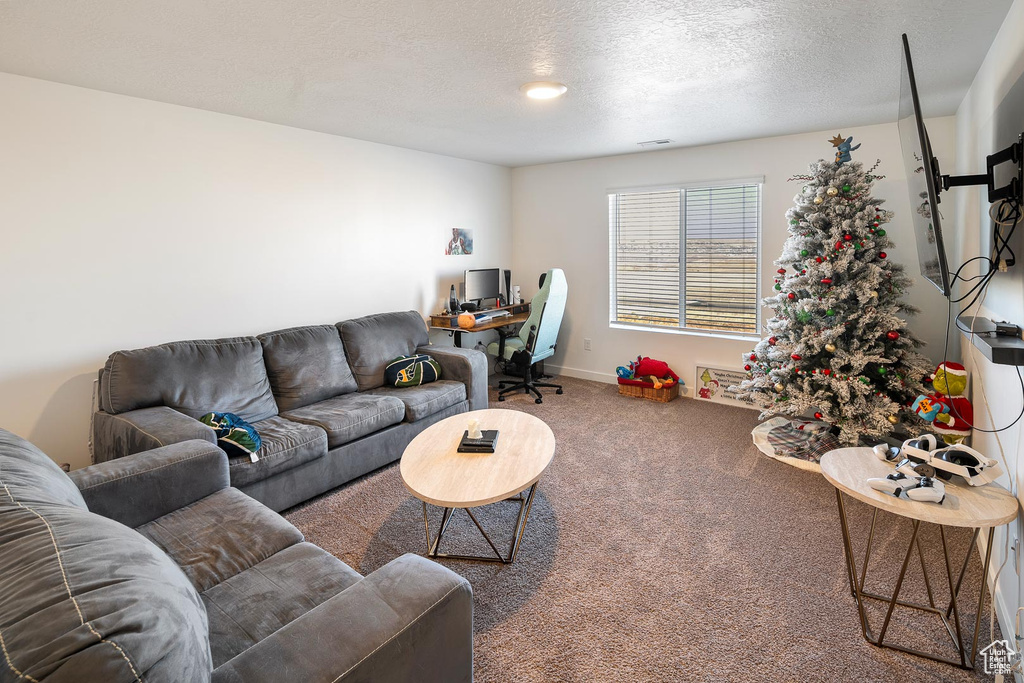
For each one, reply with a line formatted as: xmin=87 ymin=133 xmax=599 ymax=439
xmin=464 ymin=268 xmax=501 ymax=304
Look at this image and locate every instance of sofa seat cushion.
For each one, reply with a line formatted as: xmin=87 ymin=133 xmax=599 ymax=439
xmin=282 ymin=393 xmax=405 ymax=449
xmin=366 ymin=381 xmax=467 ymax=422
xmin=203 ymin=542 xmax=362 ymax=668
xmin=137 ymin=488 xmax=303 ymax=592
xmin=227 ymin=415 xmax=328 ymax=488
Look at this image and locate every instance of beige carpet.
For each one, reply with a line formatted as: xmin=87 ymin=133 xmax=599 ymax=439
xmin=286 ymin=376 xmax=1002 ymax=682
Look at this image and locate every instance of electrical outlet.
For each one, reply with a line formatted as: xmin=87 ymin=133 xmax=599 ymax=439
xmin=583 ymin=338 xmax=592 ymax=351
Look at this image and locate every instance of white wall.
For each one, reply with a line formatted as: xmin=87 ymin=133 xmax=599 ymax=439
xmin=952 ymin=0 xmax=1024 ymax=656
xmin=0 ymin=73 xmax=511 ymax=470
xmin=511 ymin=118 xmax=957 ymax=389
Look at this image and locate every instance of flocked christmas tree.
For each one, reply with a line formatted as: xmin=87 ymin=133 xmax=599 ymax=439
xmin=731 ymin=136 xmax=933 ymax=444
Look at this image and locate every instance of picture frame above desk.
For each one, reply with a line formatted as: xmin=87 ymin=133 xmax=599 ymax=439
xmin=430 ymin=303 xmax=530 ymax=348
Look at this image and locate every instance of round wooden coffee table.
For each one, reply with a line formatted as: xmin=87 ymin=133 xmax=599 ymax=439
xmin=400 ymin=408 xmax=555 ymax=564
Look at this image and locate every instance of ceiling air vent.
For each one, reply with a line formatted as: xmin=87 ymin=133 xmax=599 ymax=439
xmin=637 ymin=139 xmax=673 ymax=148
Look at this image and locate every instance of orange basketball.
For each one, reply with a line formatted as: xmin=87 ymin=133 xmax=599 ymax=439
xmin=457 ymin=313 xmax=477 ymax=329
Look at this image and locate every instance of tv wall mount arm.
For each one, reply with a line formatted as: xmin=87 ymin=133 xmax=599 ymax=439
xmin=936 ymin=134 xmax=1024 ymax=204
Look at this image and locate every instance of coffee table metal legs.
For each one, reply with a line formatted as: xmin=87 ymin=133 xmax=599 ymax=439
xmin=834 ymin=489 xmax=995 ymax=669
xmin=422 ymin=483 xmax=538 ymax=564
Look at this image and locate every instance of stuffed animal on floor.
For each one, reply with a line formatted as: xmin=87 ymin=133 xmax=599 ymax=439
xmin=633 ymin=357 xmax=679 ymax=385
xmin=615 ymin=356 xmax=680 ymax=388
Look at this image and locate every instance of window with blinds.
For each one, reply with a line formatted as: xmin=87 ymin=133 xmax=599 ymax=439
xmin=609 ymin=182 xmax=761 ymax=335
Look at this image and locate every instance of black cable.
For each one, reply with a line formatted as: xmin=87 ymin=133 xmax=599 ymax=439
xmin=947 ymin=197 xmax=1019 ymax=304
xmin=936 ymin=207 xmax=1024 ymax=434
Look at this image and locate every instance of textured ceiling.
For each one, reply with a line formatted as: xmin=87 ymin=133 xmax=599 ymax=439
xmin=0 ymin=1 xmax=1012 ymax=166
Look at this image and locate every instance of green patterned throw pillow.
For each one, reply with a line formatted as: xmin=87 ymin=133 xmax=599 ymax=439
xmin=199 ymin=412 xmax=262 ymax=462
xmin=384 ymin=354 xmax=442 ymax=387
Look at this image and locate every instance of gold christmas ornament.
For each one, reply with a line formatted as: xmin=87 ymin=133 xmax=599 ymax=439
xmin=870 ymin=290 xmax=878 ymax=298
xmin=774 ymin=383 xmax=784 ymax=393
xmin=826 ymin=187 xmax=839 ymax=197
xmin=887 ymin=415 xmax=899 ymax=424
xmin=825 ymin=343 xmax=837 ymax=353
xmin=813 ymin=196 xmax=824 ymax=205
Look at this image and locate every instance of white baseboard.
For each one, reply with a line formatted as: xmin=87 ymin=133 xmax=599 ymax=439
xmin=544 ymin=364 xmax=617 ymax=384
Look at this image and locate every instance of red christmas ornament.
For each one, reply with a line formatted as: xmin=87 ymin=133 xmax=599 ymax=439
xmin=777 ymin=268 xmax=786 ymax=274
xmin=787 ymin=292 xmax=795 ymax=300
xmin=823 ymin=369 xmax=831 ymax=376
xmin=791 ymin=353 xmax=802 ymax=360
xmin=749 ymin=353 xmax=757 ymax=361
xmin=815 ymin=257 xmax=823 ymax=263
xmin=820 ymin=278 xmax=832 ymax=285
xmin=768 ymin=337 xmax=777 ymax=345
xmin=835 ymin=242 xmax=844 ymax=250
xmin=814 ymin=412 xmax=823 ymax=420
xmin=744 ymin=364 xmax=751 ymax=371
xmin=886 ymin=330 xmax=900 ymax=340
xmin=879 ymin=252 xmax=887 ymax=259
xmin=843 ymin=234 xmax=853 ymax=241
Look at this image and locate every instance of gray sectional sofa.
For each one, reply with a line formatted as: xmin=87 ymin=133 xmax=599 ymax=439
xmin=91 ymin=311 xmax=488 ymax=511
xmin=0 ymin=428 xmax=473 ymax=681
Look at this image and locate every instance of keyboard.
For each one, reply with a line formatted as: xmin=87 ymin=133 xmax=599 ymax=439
xmin=490 ymin=310 xmax=512 ymax=318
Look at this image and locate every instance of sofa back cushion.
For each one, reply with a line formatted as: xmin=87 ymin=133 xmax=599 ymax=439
xmin=100 ymin=337 xmax=278 ymax=423
xmin=0 ymin=428 xmax=87 ymax=509
xmin=0 ymin=430 xmax=213 ymax=682
xmin=258 ymin=325 xmax=358 ymax=411
xmin=337 ymin=311 xmax=430 ymax=391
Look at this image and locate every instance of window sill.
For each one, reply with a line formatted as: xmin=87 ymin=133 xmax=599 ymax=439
xmin=609 ymin=322 xmax=761 ymax=343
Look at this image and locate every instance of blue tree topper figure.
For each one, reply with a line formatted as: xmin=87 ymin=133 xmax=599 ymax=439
xmin=830 ymin=134 xmax=861 ymax=165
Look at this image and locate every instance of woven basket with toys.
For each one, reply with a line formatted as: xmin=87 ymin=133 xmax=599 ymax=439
xmin=616 ymin=356 xmax=682 ymax=402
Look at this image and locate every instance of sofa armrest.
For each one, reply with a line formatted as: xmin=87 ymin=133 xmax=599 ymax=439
xmin=92 ymin=406 xmax=217 ymax=463
xmin=418 ymin=345 xmax=488 ymax=411
xmin=69 ymin=440 xmax=229 ymax=528
xmin=212 ymin=553 xmax=473 ymax=683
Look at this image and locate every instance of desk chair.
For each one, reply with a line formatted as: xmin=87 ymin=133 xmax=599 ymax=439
xmin=487 ymin=268 xmax=567 ymax=404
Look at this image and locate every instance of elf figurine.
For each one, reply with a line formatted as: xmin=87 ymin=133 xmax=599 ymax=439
xmin=913 ymin=362 xmax=973 ymax=444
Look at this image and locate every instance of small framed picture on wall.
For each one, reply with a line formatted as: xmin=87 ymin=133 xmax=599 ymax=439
xmin=445 ymin=228 xmax=474 ymax=255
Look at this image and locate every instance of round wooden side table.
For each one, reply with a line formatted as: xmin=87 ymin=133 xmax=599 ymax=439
xmin=820 ymin=447 xmax=1018 ymax=669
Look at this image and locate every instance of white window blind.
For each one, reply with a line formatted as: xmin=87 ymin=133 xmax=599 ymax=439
xmin=609 ymin=182 xmax=760 ymax=335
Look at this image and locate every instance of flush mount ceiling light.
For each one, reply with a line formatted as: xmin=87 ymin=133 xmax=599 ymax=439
xmin=521 ymin=81 xmax=568 ymax=100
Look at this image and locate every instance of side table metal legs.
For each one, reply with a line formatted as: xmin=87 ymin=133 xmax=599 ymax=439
xmin=835 ymin=489 xmax=995 ymax=669
xmin=422 ymin=483 xmax=538 ymax=564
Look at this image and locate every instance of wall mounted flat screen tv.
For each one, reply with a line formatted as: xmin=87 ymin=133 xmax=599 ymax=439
xmin=898 ymin=33 xmax=952 ymax=297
